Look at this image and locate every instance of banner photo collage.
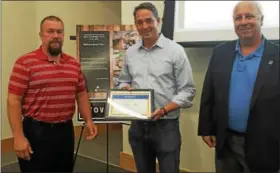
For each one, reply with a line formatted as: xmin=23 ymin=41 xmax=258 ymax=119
xmin=76 ymin=25 xmax=140 ymax=121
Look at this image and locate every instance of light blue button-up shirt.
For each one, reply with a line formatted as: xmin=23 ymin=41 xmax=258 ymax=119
xmin=118 ymin=34 xmax=195 ymax=119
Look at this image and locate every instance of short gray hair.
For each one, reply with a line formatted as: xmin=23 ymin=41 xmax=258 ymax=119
xmin=233 ymin=1 xmax=264 ymax=20
xmin=40 ymin=15 xmax=64 ymax=31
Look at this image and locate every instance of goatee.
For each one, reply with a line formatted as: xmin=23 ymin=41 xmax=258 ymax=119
xmin=48 ymin=46 xmax=62 ymax=56
xmin=47 ymin=40 xmax=62 ymax=56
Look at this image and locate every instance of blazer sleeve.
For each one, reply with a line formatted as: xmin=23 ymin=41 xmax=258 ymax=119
xmin=198 ymin=47 xmax=216 ymax=136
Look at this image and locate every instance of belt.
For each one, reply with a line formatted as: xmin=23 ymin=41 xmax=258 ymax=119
xmin=140 ymin=118 xmax=179 ymax=126
xmin=226 ymin=128 xmax=247 ymax=136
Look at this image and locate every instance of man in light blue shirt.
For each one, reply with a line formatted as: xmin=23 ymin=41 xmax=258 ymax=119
xmin=118 ymin=2 xmax=195 ymax=173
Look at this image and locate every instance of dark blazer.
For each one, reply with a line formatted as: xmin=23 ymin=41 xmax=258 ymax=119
xmin=198 ymin=38 xmax=280 ymax=172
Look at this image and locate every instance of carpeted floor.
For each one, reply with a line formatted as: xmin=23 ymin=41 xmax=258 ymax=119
xmin=1 ymin=154 xmax=128 ymax=173
xmin=1 ymin=125 xmax=129 ymax=172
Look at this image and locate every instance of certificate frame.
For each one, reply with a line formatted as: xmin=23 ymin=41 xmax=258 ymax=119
xmin=105 ymin=89 xmax=154 ymax=120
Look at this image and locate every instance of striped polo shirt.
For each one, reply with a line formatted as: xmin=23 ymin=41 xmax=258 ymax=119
xmin=8 ymin=46 xmax=86 ymax=123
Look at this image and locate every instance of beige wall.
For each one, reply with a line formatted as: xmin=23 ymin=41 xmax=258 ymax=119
xmin=2 ymin=2 xmax=38 ymax=140
xmin=1 ymin=1 xmax=121 ymax=139
xmin=121 ymin=1 xmax=215 ymax=172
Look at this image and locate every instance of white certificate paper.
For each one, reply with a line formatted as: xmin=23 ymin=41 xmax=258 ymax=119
xmin=106 ymin=90 xmax=153 ymax=119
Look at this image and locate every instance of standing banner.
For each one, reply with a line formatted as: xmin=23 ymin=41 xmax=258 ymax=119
xmin=76 ymin=25 xmax=140 ymax=122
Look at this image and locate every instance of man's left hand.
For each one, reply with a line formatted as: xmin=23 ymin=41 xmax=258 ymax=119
xmin=151 ymin=108 xmax=165 ymax=120
xmin=85 ymin=121 xmax=98 ymax=140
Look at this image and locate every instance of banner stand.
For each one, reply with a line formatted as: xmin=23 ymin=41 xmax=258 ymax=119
xmin=73 ymin=122 xmax=85 ymax=172
xmin=74 ymin=24 xmax=138 ymax=172
xmin=73 ymin=121 xmax=130 ymax=173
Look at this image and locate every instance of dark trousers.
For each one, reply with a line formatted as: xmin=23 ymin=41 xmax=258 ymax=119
xmin=18 ymin=117 xmax=75 ymax=172
xmin=129 ymin=119 xmax=181 ymax=173
xmin=215 ymin=129 xmax=250 ymax=173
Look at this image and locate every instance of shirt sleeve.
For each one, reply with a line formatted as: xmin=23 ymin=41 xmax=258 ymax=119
xmin=77 ymin=64 xmax=87 ymax=93
xmin=117 ymin=53 xmax=132 ymax=89
xmin=171 ymin=46 xmax=196 ymax=108
xmin=8 ymin=58 xmax=30 ymax=96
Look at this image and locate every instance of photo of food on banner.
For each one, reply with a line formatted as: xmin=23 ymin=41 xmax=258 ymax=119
xmin=112 ymin=30 xmax=140 ymax=88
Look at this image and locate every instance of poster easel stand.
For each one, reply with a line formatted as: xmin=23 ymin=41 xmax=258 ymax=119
xmin=73 ymin=122 xmax=84 ymax=172
xmin=73 ymin=121 xmax=112 ymax=173
xmin=73 ymin=122 xmax=85 ymax=171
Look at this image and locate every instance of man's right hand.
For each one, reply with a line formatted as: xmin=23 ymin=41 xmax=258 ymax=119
xmin=202 ymin=136 xmax=216 ymax=148
xmin=14 ymin=135 xmax=33 ymax=161
xmin=121 ymin=85 xmax=132 ymax=90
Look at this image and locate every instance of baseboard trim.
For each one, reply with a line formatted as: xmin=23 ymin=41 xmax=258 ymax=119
xmin=2 ymin=123 xmax=122 ymax=153
xmin=1 ymin=137 xmax=14 ymax=153
xmin=119 ymin=152 xmax=190 ymax=173
xmin=119 ymin=152 xmax=138 ymax=173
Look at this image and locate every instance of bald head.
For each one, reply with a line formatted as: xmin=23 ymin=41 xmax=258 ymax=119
xmin=233 ymin=1 xmax=263 ymax=21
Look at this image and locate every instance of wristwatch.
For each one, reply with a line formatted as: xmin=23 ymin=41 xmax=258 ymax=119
xmin=160 ymin=107 xmax=168 ymax=115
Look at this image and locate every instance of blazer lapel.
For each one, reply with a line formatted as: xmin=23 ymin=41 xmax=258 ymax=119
xmin=223 ymin=42 xmax=237 ymax=109
xmin=250 ymin=40 xmax=277 ymax=109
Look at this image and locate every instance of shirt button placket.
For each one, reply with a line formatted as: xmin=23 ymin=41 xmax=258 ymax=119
xmin=147 ymin=51 xmax=152 ymax=89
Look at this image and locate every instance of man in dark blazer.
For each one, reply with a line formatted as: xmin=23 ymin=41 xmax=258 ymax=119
xmin=198 ymin=1 xmax=279 ymax=173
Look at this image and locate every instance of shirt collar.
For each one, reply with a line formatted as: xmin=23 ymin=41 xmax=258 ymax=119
xmin=37 ymin=45 xmax=70 ymax=62
xmin=137 ymin=33 xmax=165 ymax=50
xmin=235 ymin=36 xmax=265 ymax=57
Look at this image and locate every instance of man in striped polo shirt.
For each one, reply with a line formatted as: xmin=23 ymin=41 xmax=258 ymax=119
xmin=7 ymin=15 xmax=98 ymax=172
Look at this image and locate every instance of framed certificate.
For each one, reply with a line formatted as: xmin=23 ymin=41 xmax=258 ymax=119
xmin=105 ymin=89 xmax=154 ymax=120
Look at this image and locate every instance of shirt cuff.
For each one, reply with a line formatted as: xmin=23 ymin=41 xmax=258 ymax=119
xmin=171 ymin=97 xmax=192 ymax=109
